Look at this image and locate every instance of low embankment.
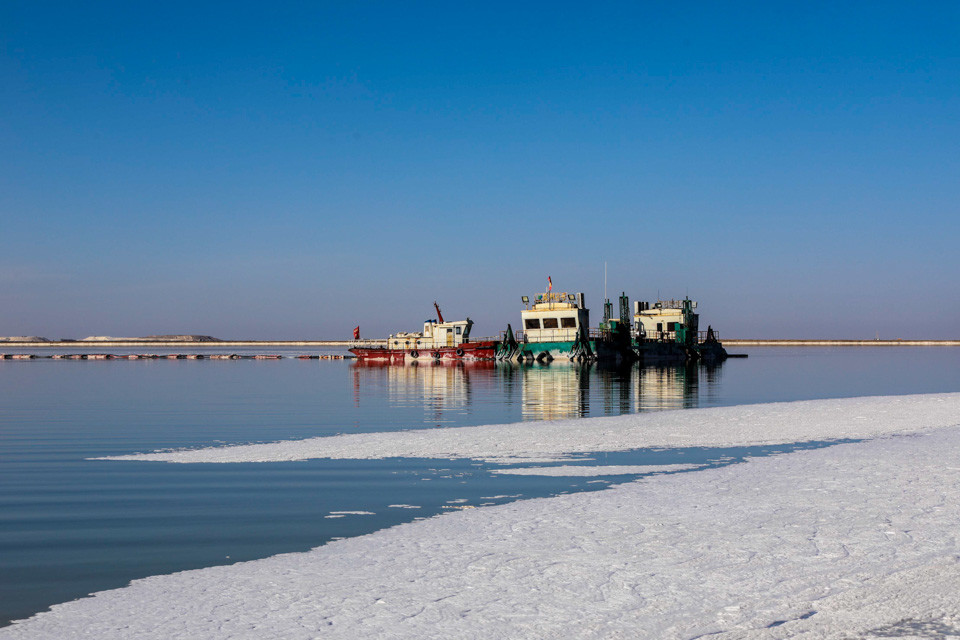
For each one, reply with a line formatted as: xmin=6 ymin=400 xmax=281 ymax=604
xmin=4 ymin=339 xmax=958 ymax=348
xmin=1 ymin=340 xmax=388 ymax=348
xmin=724 ymin=339 xmax=960 ymax=346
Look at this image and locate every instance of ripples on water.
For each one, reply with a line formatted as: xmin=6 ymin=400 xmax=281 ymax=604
xmin=0 ymin=347 xmax=957 ymax=625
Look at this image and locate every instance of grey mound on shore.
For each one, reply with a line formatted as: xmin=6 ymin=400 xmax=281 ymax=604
xmin=1 ymin=335 xmax=221 ymax=343
xmin=142 ymin=335 xmax=221 ymax=342
xmin=79 ymin=335 xmax=221 ymax=342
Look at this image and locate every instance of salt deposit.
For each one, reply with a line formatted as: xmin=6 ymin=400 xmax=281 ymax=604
xmin=97 ymin=393 xmax=960 ymax=464
xmin=489 ymin=463 xmax=703 ymax=476
xmin=6 ymin=394 xmax=960 ymax=639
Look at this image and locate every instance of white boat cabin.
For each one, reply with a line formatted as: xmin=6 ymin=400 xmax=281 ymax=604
xmin=633 ymin=299 xmax=699 ymax=340
xmin=389 ymin=318 xmax=473 ymax=351
xmin=520 ymin=292 xmax=589 ymax=344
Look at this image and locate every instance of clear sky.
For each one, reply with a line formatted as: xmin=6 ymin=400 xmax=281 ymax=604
xmin=2 ymin=2 xmax=958 ymax=339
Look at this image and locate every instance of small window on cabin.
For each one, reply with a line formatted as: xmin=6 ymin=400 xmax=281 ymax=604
xmin=656 ymin=323 xmax=663 ymax=332
xmin=456 ymin=326 xmax=462 ymax=335
xmin=668 ymin=322 xmax=677 ymax=331
xmin=525 ymin=318 xmax=541 ymax=330
xmin=542 ymin=318 xmax=559 ymax=329
xmin=561 ymin=317 xmax=577 ymax=328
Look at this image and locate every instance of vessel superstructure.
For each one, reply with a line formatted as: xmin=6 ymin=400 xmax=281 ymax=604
xmin=350 ymin=303 xmax=498 ymax=362
xmin=498 ymin=289 xmax=603 ymax=362
xmin=497 ymin=287 xmax=727 ymax=364
xmin=632 ymin=297 xmax=727 ymax=362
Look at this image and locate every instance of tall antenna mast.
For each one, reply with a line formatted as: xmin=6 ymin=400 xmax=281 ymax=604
xmin=604 ymin=261 xmax=607 ymax=302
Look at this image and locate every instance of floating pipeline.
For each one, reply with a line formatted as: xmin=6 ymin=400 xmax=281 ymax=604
xmin=0 ymin=353 xmax=353 ymax=361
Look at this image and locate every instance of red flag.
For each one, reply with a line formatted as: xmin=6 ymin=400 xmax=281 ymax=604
xmin=353 ymin=326 xmax=360 ymax=340
xmin=548 ymin=276 xmax=552 ymax=292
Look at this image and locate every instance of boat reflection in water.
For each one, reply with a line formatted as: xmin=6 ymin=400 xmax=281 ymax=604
xmin=350 ymin=359 xmax=496 ymax=425
xmin=350 ymin=358 xmax=725 ymax=425
xmin=518 ymin=362 xmax=591 ymax=421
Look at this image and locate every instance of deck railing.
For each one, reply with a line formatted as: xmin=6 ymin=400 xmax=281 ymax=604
xmin=505 ymin=328 xmax=721 ymax=344
xmin=588 ymin=328 xmax=619 ymax=342
xmin=636 ymin=330 xmax=720 ymax=343
xmin=510 ymin=329 xmax=580 ymax=343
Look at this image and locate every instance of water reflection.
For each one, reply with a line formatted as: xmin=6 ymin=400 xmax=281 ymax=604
xmin=636 ymin=363 xmax=699 ymax=411
xmin=351 ymin=359 xmax=725 ymax=422
xmin=519 ymin=362 xmax=590 ymax=421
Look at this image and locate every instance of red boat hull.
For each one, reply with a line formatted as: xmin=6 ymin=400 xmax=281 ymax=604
xmin=350 ymin=341 xmax=497 ymax=362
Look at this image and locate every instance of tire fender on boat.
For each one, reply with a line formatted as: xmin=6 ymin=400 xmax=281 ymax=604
xmin=455 ymin=348 xmax=464 ymax=357
xmin=410 ymin=350 xmax=419 ymax=358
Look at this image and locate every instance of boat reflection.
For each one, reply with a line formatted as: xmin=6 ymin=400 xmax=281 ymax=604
xmin=635 ymin=363 xmax=700 ymax=412
xmin=350 ymin=358 xmax=724 ymax=423
xmin=519 ymin=362 xmax=591 ymax=421
xmin=351 ymin=359 xmax=495 ymax=414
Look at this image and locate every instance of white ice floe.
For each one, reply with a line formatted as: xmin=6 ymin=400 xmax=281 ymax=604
xmin=387 ymin=504 xmax=421 ymax=509
xmin=94 ymin=393 xmax=960 ymax=464
xmin=490 ymin=463 xmax=702 ymax=476
xmin=327 ymin=511 xmax=374 ymax=516
xmin=7 ymin=393 xmax=960 ymax=639
xmin=7 ymin=394 xmax=960 ymax=638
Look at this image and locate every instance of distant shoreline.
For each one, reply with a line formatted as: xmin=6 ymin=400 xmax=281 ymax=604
xmin=0 ymin=340 xmax=381 ymax=348
xmin=724 ymin=339 xmax=960 ymax=346
xmin=2 ymin=339 xmax=958 ymax=348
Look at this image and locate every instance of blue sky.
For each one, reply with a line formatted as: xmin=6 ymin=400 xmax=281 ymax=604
xmin=2 ymin=2 xmax=958 ymax=339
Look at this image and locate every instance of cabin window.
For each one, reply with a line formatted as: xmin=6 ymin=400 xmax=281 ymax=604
xmin=561 ymin=317 xmax=577 ymax=328
xmin=525 ymin=318 xmax=541 ymax=330
xmin=667 ymin=322 xmax=678 ymax=331
xmin=542 ymin=318 xmax=559 ymax=329
xmin=456 ymin=326 xmax=462 ymax=335
xmin=656 ymin=323 xmax=663 ymax=332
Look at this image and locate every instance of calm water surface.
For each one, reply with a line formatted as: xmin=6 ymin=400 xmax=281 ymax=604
xmin=1 ymin=347 xmax=957 ymax=625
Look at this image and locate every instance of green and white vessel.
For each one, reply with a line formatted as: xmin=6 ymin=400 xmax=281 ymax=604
xmin=497 ymin=287 xmax=629 ymax=362
xmin=497 ymin=285 xmax=727 ymax=364
xmin=632 ymin=297 xmax=727 ymax=363
xmin=496 ymin=290 xmax=591 ymax=362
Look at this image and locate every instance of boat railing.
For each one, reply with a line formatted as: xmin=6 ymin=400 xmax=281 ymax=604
xmin=512 ymin=328 xmax=580 ymax=343
xmin=509 ymin=328 xmax=720 ymax=344
xmin=588 ymin=328 xmax=619 ymax=343
xmin=636 ymin=330 xmax=720 ymax=343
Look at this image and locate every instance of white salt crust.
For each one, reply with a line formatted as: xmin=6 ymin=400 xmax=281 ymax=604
xmin=489 ymin=464 xmax=703 ymax=476
xmin=96 ymin=393 xmax=960 ymax=464
xmin=6 ymin=394 xmax=960 ymax=639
